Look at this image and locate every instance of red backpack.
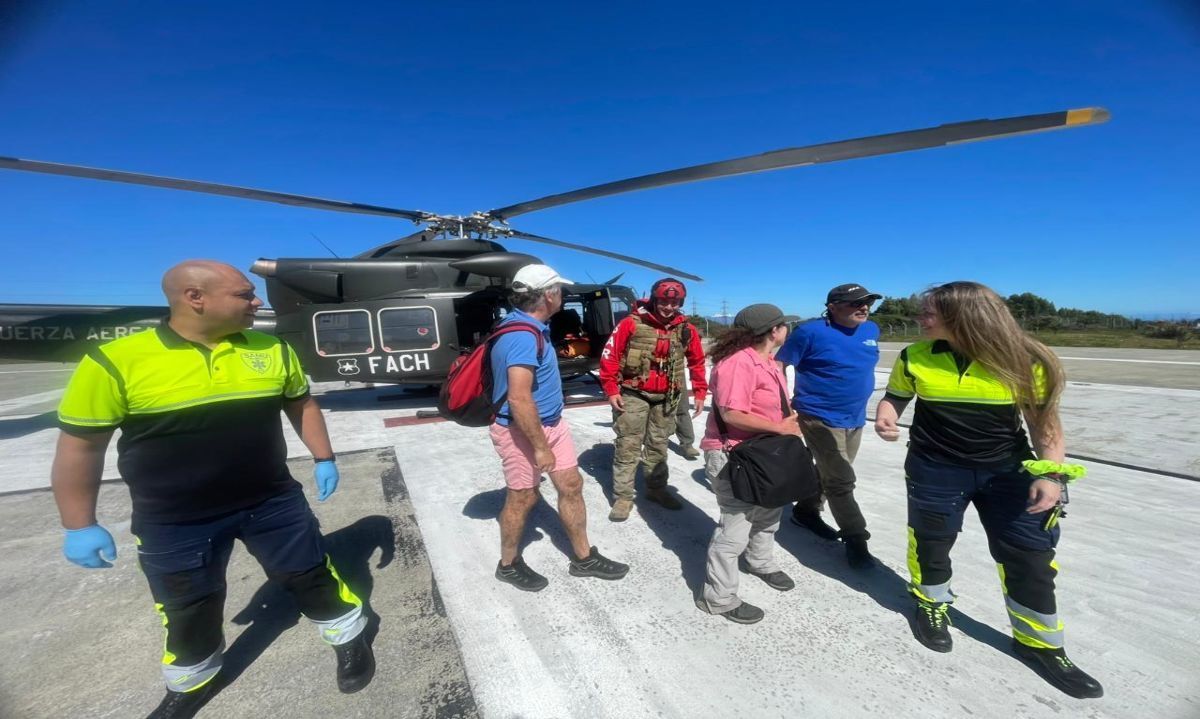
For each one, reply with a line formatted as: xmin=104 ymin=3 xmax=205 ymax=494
xmin=438 ymin=322 xmax=545 ymax=427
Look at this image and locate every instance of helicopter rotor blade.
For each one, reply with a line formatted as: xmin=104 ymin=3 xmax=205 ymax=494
xmin=0 ymin=156 xmax=433 ymax=222
xmin=486 ymin=107 xmax=1110 ymax=220
xmin=505 ymin=230 xmax=702 ymax=282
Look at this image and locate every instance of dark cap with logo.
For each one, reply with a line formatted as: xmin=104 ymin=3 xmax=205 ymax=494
xmin=733 ymin=303 xmax=801 ymax=336
xmin=826 ymin=283 xmax=883 ymax=304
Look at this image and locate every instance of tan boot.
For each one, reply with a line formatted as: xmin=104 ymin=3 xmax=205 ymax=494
xmin=608 ymin=497 xmax=634 ymax=522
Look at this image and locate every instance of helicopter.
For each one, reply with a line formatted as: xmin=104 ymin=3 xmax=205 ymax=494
xmin=0 ymin=107 xmax=1109 ymax=385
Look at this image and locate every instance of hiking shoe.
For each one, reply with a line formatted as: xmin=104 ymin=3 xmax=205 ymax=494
xmin=694 ymin=597 xmax=765 ymax=624
xmin=749 ymin=569 xmax=795 ymax=592
xmin=681 ymin=445 xmax=701 ymax=460
xmin=791 ymin=507 xmax=839 ymax=540
xmin=333 ymin=633 xmax=376 ymax=694
xmin=645 ymin=488 xmax=683 ymax=510
xmin=1013 ymin=641 xmax=1104 ymax=699
xmin=495 ymin=557 xmax=549 ymax=592
xmin=568 ymin=546 xmax=629 ymax=580
xmin=844 ymin=537 xmax=877 ymax=570
xmin=608 ymin=497 xmax=634 ymax=522
xmin=913 ymin=601 xmax=953 ymax=653
xmin=146 ymin=683 xmax=214 ymax=718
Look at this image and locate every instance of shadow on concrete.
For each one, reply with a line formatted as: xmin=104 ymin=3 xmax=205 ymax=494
xmin=209 ymin=515 xmax=396 ymax=695
xmin=316 ymin=385 xmax=440 ymax=413
xmin=0 ymin=411 xmax=57 ymax=439
xmin=578 ymin=442 xmax=716 ymax=595
xmin=775 ymin=521 xmax=1010 ymax=655
xmin=461 ymin=485 xmax=576 ymax=560
xmin=689 ymin=467 xmax=712 ymax=493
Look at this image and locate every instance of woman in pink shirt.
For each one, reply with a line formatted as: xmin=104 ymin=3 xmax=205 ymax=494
xmin=696 ymin=303 xmax=801 ymax=624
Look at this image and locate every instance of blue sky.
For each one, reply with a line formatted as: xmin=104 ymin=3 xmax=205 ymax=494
xmin=1 ymin=1 xmax=1197 ymax=319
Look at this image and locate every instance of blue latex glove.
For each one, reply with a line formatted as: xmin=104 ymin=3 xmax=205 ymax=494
xmin=314 ymin=460 xmax=339 ymax=501
xmin=63 ymin=524 xmax=117 ymax=568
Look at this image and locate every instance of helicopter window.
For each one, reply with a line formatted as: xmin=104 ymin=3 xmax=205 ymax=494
xmin=378 ymin=307 xmax=439 ymax=352
xmin=313 ymin=310 xmax=374 ymax=356
xmin=610 ymin=297 xmax=631 ymax=323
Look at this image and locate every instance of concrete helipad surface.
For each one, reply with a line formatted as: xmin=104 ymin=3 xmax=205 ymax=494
xmin=0 ymin=347 xmax=1197 ymax=718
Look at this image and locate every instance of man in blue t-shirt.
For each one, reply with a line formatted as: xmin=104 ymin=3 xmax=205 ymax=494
xmin=487 ymin=263 xmax=629 ymax=593
xmin=776 ymin=283 xmax=881 ymax=569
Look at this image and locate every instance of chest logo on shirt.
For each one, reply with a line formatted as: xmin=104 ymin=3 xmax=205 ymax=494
xmin=863 ymin=339 xmax=878 ymax=347
xmin=240 ymin=351 xmax=274 ymax=375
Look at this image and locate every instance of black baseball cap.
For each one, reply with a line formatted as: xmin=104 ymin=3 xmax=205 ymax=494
xmin=733 ymin=303 xmax=801 ymax=335
xmin=827 ymin=283 xmax=882 ymax=304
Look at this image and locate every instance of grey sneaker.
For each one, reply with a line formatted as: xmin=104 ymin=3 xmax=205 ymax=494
xmin=681 ymin=445 xmax=701 ymax=460
xmin=695 ymin=597 xmax=765 ymax=624
xmin=495 ymin=557 xmax=549 ymax=592
xmin=568 ymin=547 xmax=629 ymax=580
xmin=749 ymin=569 xmax=795 ymax=591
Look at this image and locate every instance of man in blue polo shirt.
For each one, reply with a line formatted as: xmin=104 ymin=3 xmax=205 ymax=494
xmin=488 ymin=263 xmax=629 ymax=592
xmin=776 ymin=283 xmax=881 ymax=569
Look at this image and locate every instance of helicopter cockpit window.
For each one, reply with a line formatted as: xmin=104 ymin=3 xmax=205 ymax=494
xmin=378 ymin=307 xmax=439 ymax=352
xmin=610 ymin=297 xmax=631 ymax=323
xmin=313 ymin=310 xmax=374 ymax=356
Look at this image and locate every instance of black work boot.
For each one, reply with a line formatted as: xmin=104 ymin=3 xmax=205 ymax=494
xmin=791 ymin=506 xmax=839 ymax=540
xmin=1013 ymin=641 xmax=1104 ymax=698
xmin=913 ymin=601 xmax=953 ymax=653
xmin=495 ymin=556 xmax=549 ymax=592
xmin=844 ymin=537 xmax=877 ymax=570
xmin=333 ymin=633 xmax=376 ymax=694
xmin=146 ymin=682 xmax=214 ymax=718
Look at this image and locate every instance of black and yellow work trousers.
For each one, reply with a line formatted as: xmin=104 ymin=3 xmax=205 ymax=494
xmin=904 ymin=452 xmax=1065 ymax=649
xmin=134 ymin=489 xmax=364 ymax=693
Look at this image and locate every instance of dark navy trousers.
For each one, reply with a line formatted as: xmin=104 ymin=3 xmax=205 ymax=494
xmin=134 ymin=488 xmax=363 ymax=691
xmin=904 ymin=452 xmax=1066 ymax=648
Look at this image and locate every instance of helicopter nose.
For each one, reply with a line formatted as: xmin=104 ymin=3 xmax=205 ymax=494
xmin=250 ymin=258 xmax=277 ymax=278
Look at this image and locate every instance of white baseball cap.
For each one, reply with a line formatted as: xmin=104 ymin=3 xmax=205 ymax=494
xmin=511 ymin=264 xmax=574 ymax=292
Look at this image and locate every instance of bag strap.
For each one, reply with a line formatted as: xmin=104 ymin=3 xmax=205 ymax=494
xmin=485 ymin=321 xmax=545 ymax=363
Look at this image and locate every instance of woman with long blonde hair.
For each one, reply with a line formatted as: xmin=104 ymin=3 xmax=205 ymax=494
xmin=875 ymin=281 xmax=1102 ymax=699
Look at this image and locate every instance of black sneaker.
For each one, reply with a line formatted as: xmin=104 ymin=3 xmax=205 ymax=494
xmin=568 ymin=547 xmax=630 ymax=580
xmin=791 ymin=507 xmax=839 ymax=540
xmin=750 ymin=570 xmax=795 ymax=592
xmin=844 ymin=537 xmax=877 ymax=570
xmin=694 ymin=597 xmax=765 ymax=624
xmin=146 ymin=683 xmax=214 ymax=719
xmin=495 ymin=557 xmax=549 ymax=592
xmin=721 ymin=602 xmax=765 ymax=624
xmin=913 ymin=601 xmax=953 ymax=653
xmin=1012 ymin=641 xmax=1104 ymax=699
xmin=333 ymin=633 xmax=376 ymax=694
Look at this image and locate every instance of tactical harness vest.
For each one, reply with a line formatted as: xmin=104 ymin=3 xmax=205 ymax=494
xmin=618 ymin=316 xmax=690 ymax=399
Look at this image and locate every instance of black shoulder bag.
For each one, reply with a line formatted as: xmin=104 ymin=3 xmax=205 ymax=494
xmin=713 ymin=382 xmax=819 ymax=508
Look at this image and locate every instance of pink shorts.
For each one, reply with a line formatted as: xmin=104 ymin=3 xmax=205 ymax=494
xmin=489 ymin=419 xmax=579 ymax=490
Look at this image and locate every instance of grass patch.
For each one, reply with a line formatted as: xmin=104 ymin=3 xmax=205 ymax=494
xmin=879 ymin=328 xmax=1200 ymax=350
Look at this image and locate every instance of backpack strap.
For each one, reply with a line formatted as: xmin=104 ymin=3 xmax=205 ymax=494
xmin=485 ymin=321 xmax=545 ymax=363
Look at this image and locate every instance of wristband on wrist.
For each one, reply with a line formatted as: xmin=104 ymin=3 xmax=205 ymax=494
xmin=313 ymin=454 xmax=337 ymax=463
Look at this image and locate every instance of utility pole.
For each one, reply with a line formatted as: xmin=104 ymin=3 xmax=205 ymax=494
xmin=720 ymin=299 xmax=729 ymax=325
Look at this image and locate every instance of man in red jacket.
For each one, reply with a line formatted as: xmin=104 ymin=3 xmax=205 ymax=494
xmin=600 ymin=278 xmax=707 ymax=522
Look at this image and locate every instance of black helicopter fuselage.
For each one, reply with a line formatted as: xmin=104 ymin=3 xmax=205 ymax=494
xmin=0 ymin=239 xmax=635 ymax=385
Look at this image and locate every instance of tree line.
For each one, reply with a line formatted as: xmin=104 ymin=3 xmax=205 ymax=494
xmin=874 ymin=292 xmax=1195 ymax=341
